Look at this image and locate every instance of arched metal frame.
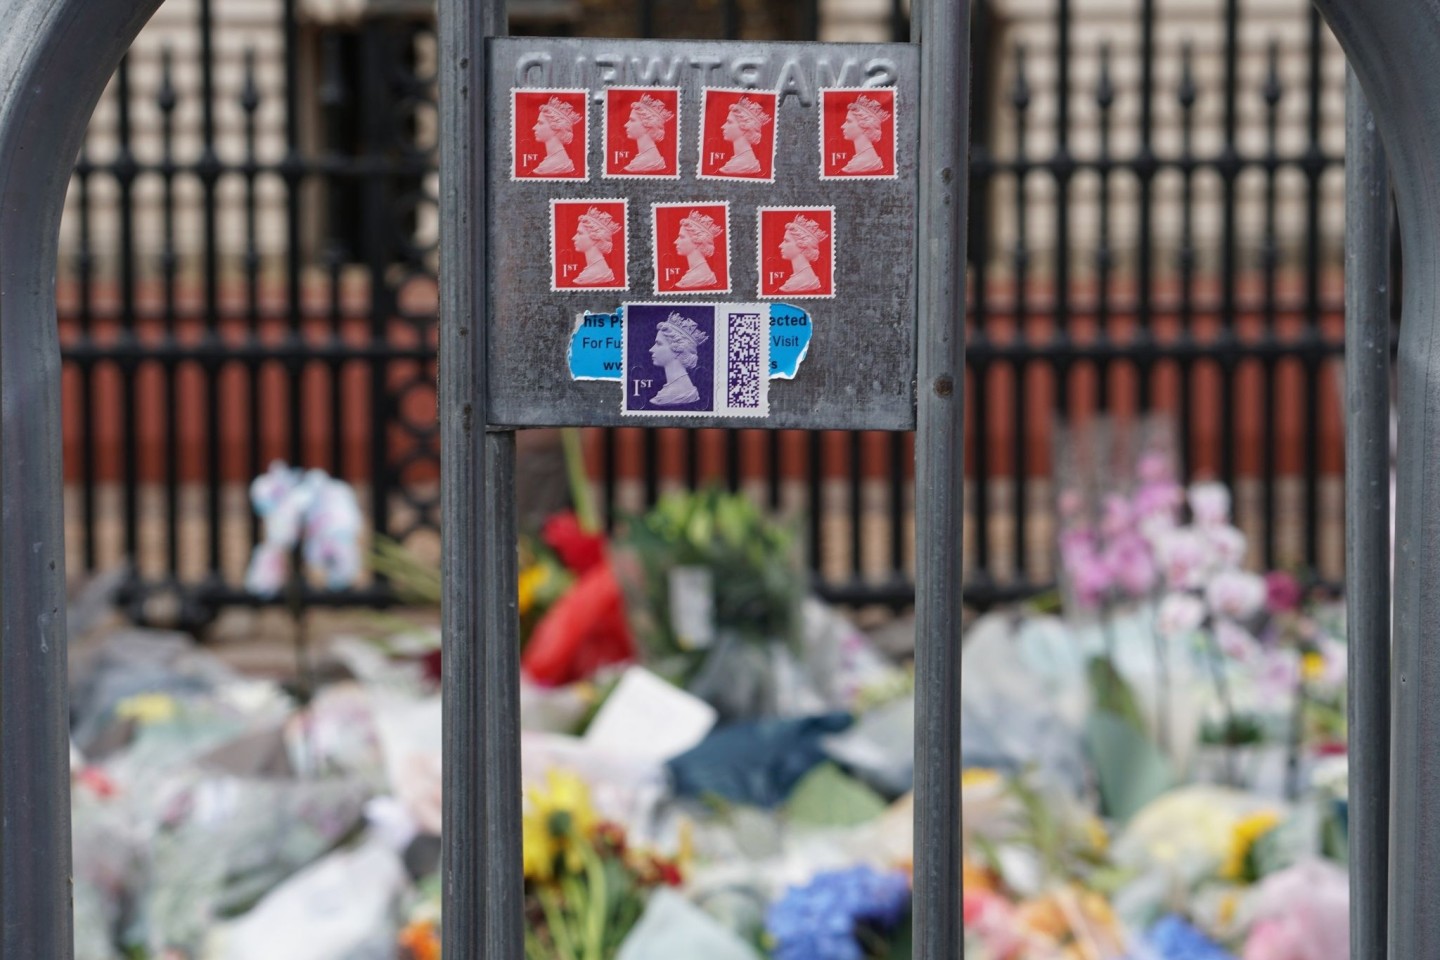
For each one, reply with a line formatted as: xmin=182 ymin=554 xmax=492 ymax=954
xmin=1 ymin=0 xmax=166 ymax=955
xmin=1317 ymin=0 xmax=1436 ymax=954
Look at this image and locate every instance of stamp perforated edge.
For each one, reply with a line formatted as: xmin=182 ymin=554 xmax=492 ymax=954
xmin=649 ymin=200 xmax=732 ymax=297
xmin=600 ymin=86 xmax=683 ymax=181
xmin=550 ymin=197 xmax=630 ymax=293
xmin=695 ymin=87 xmax=778 ymax=184
xmin=755 ymin=205 xmax=838 ymax=300
xmin=816 ymin=86 xmax=900 ymax=182
xmin=619 ymin=302 xmax=770 ymax=418
xmin=511 ymin=87 xmax=591 ymax=182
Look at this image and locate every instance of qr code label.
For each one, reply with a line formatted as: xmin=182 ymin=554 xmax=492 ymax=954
xmin=726 ymin=312 xmax=763 ymax=409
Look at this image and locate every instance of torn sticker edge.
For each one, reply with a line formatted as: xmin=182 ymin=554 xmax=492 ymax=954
xmin=768 ymin=303 xmax=813 ymax=380
xmin=568 ymin=309 xmax=625 ymax=381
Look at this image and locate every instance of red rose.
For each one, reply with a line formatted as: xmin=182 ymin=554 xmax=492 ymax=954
xmin=542 ymin=511 xmax=608 ymax=575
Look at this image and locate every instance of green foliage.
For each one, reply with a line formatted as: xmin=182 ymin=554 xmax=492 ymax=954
xmin=616 ymin=488 xmax=805 ymax=682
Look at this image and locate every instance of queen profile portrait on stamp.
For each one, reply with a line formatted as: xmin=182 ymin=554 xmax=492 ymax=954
xmin=646 ymin=313 xmax=709 ymax=405
xmin=550 ymin=199 xmax=627 ymax=291
xmin=699 ymin=89 xmax=777 ymax=181
xmin=820 ymin=88 xmax=897 ymax=180
xmin=652 ymin=202 xmax=730 ymax=295
xmin=758 ymin=206 xmax=835 ymax=299
xmin=605 ymin=88 xmax=680 ymax=177
xmin=512 ymin=89 xmax=588 ymax=180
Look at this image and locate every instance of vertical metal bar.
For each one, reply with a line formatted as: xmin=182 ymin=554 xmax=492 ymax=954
xmin=1344 ymin=68 xmax=1390 ymax=960
xmin=913 ymin=0 xmax=971 ymax=956
xmin=768 ymin=430 xmax=783 ymax=510
xmin=1177 ymin=44 xmax=1197 ymax=478
xmin=159 ymin=49 xmax=181 ymax=579
xmin=115 ymin=57 xmax=141 ymax=576
xmin=603 ymin=429 xmax=618 ymax=530
xmin=1302 ymin=8 xmax=1324 ymax=570
xmin=198 ymin=0 xmax=223 ymax=578
xmin=1094 ymin=42 xmax=1114 ymax=412
xmin=283 ymin=0 xmax=305 ymax=468
xmin=439 ymin=1 xmax=517 ymax=958
xmin=726 ymin=429 xmax=741 ymax=491
xmin=1008 ymin=45 xmax=1030 ymax=576
xmin=241 ymin=48 xmax=263 ymax=545
xmin=1134 ymin=0 xmax=1154 ymax=412
xmin=3 ymin=3 xmax=166 ymax=956
xmin=808 ymin=430 xmax=823 ymax=587
xmin=76 ymin=145 xmax=98 ymax=571
xmin=644 ymin=429 xmax=659 ymax=503
xmin=321 ymin=32 xmax=349 ymax=478
xmin=1218 ymin=0 xmax=1239 ymax=493
xmin=849 ymin=431 xmax=864 ymax=580
xmin=1260 ymin=40 xmax=1282 ymax=570
xmin=361 ymin=25 xmax=394 ymax=545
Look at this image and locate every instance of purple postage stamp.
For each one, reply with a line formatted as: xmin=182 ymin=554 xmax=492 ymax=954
xmin=622 ymin=302 xmax=769 ymax=418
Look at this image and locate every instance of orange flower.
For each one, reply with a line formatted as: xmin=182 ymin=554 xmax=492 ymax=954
xmin=398 ymin=920 xmax=441 ymax=960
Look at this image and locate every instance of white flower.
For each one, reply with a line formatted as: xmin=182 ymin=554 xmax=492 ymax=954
xmin=1157 ymin=592 xmax=1207 ymax=636
xmin=1188 ymin=482 xmax=1232 ymax=526
xmin=1204 ymin=569 xmax=1267 ymax=621
xmin=1205 ymin=524 xmax=1248 ymax=570
xmin=1215 ymin=619 xmax=1261 ymax=663
xmin=1156 ymin=528 xmax=1213 ymax=591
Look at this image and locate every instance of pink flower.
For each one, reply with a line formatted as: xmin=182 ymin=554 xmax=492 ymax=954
xmin=963 ymin=891 xmax=1025 ymax=960
xmin=1257 ymin=648 xmax=1302 ymax=701
xmin=1157 ymin=592 xmax=1206 ymax=636
xmin=1101 ymin=493 xmax=1134 ymax=538
xmin=1133 ymin=479 xmax=1183 ymax=526
xmin=1058 ymin=488 xmax=1087 ymax=521
xmin=1104 ymin=532 xmax=1157 ymax=598
xmin=1242 ymin=860 xmax=1348 ymax=960
xmin=1073 ymin=560 xmax=1114 ymax=609
xmin=1156 ymin=529 xmax=1212 ymax=591
xmin=1215 ymin=619 xmax=1262 ymax=663
xmin=1264 ymin=571 xmax=1304 ymax=613
xmin=1205 ymin=569 xmax=1267 ymax=621
xmin=1137 ymin=450 xmax=1174 ymax=484
xmin=1188 ymin=482 xmax=1232 ymax=527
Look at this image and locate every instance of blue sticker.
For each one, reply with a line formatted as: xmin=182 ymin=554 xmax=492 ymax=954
xmin=767 ymin=302 xmax=811 ymax=380
xmin=569 ymin=303 xmax=812 ymax=382
xmin=567 ymin=310 xmax=626 ymax=380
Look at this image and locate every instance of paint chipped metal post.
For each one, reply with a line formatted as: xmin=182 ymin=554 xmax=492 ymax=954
xmin=441 ymin=0 xmax=968 ymax=950
xmin=1 ymin=0 xmax=165 ymax=955
xmin=913 ymin=0 xmax=972 ymax=957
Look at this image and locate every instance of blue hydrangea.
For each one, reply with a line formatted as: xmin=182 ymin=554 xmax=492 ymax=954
xmin=1146 ymin=915 xmax=1236 ymax=960
xmin=765 ymin=866 xmax=912 ymax=960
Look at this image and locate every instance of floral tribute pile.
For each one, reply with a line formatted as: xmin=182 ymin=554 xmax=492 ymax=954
xmin=65 ymin=424 xmax=1354 ymax=960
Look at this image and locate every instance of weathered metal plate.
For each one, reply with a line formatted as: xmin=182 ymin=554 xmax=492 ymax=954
xmin=484 ymin=36 xmax=921 ymax=430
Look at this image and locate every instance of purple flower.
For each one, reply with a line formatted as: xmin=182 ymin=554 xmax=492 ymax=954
xmin=1264 ymin=571 xmax=1303 ymax=613
xmin=766 ymin=866 xmax=911 ymax=960
xmin=1104 ymin=532 xmax=1157 ymax=598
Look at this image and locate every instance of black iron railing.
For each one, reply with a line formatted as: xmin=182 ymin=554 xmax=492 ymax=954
xmin=59 ymin=0 xmax=1353 ymax=627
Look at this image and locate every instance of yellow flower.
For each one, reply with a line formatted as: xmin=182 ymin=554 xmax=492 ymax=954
xmin=518 ymin=564 xmax=548 ymax=616
xmin=522 ymin=770 xmax=598 ymax=883
xmin=1083 ymin=814 xmax=1109 ymax=854
xmin=1218 ymin=889 xmax=1241 ymax=926
xmin=962 ymin=767 xmax=1001 ymax=789
xmin=1301 ymin=651 xmax=1326 ymax=683
xmin=1222 ymin=810 xmax=1282 ymax=880
xmin=115 ymin=693 xmax=179 ymax=725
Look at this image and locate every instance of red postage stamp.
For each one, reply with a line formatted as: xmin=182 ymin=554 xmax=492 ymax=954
xmin=550 ymin=199 xmax=628 ymax=291
xmin=513 ymin=89 xmax=589 ymax=181
xmin=819 ymin=88 xmax=897 ymax=179
xmin=651 ymin=201 xmax=730 ymax=295
xmin=697 ymin=89 xmax=778 ymax=182
xmin=603 ymin=87 xmax=681 ymax=178
xmin=757 ymin=206 xmax=835 ymax=299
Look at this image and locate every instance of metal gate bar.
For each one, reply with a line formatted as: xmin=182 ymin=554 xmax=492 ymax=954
xmin=1342 ymin=68 xmax=1390 ymax=960
xmin=1 ymin=1 xmax=167 ymax=955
